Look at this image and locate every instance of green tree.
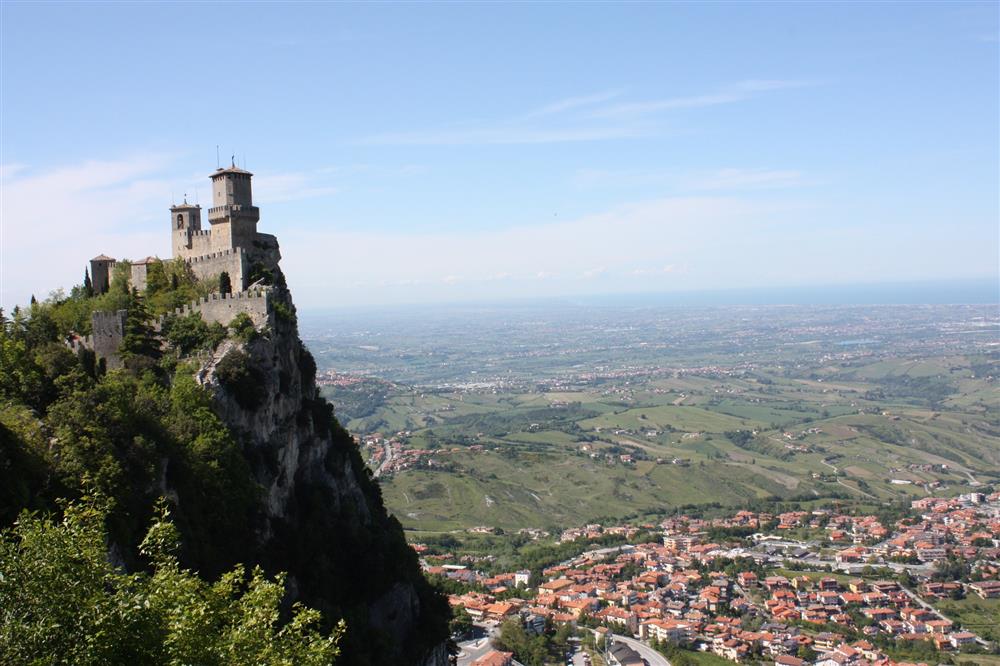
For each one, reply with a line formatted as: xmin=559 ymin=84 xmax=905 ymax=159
xmin=119 ymin=290 xmax=160 ymax=367
xmin=449 ymin=605 xmax=473 ymax=638
xmin=219 ymin=271 xmax=232 ymax=295
xmin=0 ymin=495 xmax=342 ymax=665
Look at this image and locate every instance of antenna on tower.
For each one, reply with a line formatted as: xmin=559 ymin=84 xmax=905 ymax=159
xmin=216 ymin=145 xmax=220 ymax=168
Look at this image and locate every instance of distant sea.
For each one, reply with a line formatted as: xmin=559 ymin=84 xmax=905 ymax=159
xmin=304 ymin=278 xmax=999 ymax=317
xmin=567 ymin=278 xmax=1000 ymax=307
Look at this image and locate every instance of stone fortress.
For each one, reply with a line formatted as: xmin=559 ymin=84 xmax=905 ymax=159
xmin=75 ymin=163 xmax=280 ymax=368
xmin=90 ymin=163 xmax=278 ymax=294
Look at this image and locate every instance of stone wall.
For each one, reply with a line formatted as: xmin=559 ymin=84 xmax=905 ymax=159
xmin=92 ymin=310 xmax=127 ymax=369
xmin=185 ymin=248 xmax=248 ymax=292
xmin=70 ymin=309 xmax=127 ymax=370
xmin=157 ymin=289 xmax=272 ymax=329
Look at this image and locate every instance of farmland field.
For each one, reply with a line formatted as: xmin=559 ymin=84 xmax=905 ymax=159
xmin=303 ymin=302 xmax=999 ymax=533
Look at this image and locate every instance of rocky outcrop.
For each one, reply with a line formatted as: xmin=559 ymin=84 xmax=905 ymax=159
xmin=191 ymin=256 xmax=449 ymax=665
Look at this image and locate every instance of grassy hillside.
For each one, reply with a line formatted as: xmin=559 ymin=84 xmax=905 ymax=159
xmin=322 ymin=353 xmax=998 ymax=533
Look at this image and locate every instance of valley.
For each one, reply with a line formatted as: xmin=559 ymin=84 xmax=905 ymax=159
xmin=303 ymin=302 xmax=1000 ymax=535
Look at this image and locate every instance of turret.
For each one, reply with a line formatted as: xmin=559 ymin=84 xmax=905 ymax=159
xmin=90 ymin=254 xmax=117 ymax=294
xmin=170 ymin=200 xmax=203 ymax=258
xmin=208 ymin=164 xmax=259 ymax=251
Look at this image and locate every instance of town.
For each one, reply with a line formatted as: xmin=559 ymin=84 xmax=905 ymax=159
xmin=414 ymin=494 xmax=1000 ymax=666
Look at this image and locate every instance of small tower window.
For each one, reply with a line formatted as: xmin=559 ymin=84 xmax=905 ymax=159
xmin=177 ymin=214 xmax=184 ymax=228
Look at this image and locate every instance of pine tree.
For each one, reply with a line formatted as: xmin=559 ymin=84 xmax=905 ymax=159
xmin=219 ymin=271 xmax=232 ymax=295
xmin=119 ymin=289 xmax=159 ymax=363
xmin=30 ymin=295 xmax=37 ymax=306
xmin=83 ymin=268 xmax=94 ymax=297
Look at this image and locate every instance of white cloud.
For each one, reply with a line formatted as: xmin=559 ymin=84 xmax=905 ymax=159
xmin=590 ymin=79 xmax=807 ymax=118
xmin=360 ymin=80 xmax=806 ymax=147
xmin=361 ymin=125 xmax=642 ymax=146
xmin=520 ymin=90 xmax=624 ymax=119
xmin=0 ymin=157 xmax=346 ymax=309
xmin=279 ymin=195 xmax=795 ymax=306
xmin=253 ymin=170 xmax=339 ymax=204
xmin=574 ymin=167 xmax=806 ymax=192
xmin=681 ymin=168 xmax=805 ymax=191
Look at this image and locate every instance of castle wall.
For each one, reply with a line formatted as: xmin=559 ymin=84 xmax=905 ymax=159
xmin=209 ymin=220 xmax=233 ymax=253
xmin=174 ymin=228 xmax=213 ymax=260
xmin=77 ymin=309 xmax=127 ymax=370
xmin=90 ymin=259 xmax=115 ymax=294
xmin=130 ymin=263 xmax=149 ymax=292
xmin=158 ymin=289 xmax=272 ymax=329
xmin=186 ymin=248 xmax=248 ymax=291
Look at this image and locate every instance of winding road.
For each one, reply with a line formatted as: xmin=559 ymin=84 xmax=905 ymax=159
xmin=610 ymin=634 xmax=671 ymax=666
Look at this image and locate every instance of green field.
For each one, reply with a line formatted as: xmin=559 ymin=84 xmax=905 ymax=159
xmin=934 ymin=596 xmax=1000 ymax=642
xmin=314 ymin=318 xmax=1000 ymax=533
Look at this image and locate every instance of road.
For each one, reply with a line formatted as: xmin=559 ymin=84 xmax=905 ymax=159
xmin=455 ymin=624 xmax=500 ymax=666
xmin=372 ymin=442 xmax=394 ymax=478
xmin=818 ymin=458 xmax=878 ymax=499
xmin=610 ymin=634 xmax=671 ymax=666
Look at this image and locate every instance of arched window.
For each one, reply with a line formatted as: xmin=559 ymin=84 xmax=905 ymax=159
xmin=177 ymin=214 xmax=184 ymax=228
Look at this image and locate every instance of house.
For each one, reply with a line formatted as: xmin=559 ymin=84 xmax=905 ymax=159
xmin=472 ymin=649 xmax=513 ymax=666
xmin=608 ymin=642 xmax=644 ymax=666
xmin=969 ymin=580 xmax=1000 ymax=599
xmin=776 ymin=656 xmax=807 ymax=666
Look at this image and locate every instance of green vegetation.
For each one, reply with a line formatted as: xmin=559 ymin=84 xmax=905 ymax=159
xmin=1 ymin=280 xmax=451 ymax=664
xmin=935 ymin=597 xmax=1000 ymax=642
xmin=327 ymin=345 xmax=999 ymax=532
xmin=0 ymin=495 xmax=342 ymax=665
xmin=493 ymin=616 xmax=574 ymax=666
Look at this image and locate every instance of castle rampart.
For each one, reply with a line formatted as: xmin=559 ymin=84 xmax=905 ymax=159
xmin=71 ymin=309 xmax=127 ymax=370
xmin=156 ymin=288 xmax=272 ymax=329
xmin=73 ymin=290 xmax=273 ymax=369
xmin=184 ymin=247 xmax=248 ymax=291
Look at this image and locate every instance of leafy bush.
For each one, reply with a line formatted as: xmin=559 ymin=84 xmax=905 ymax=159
xmin=229 ymin=312 xmax=258 ymax=343
xmin=215 ymin=349 xmax=265 ymax=409
xmin=163 ymin=313 xmax=227 ymax=355
xmin=0 ymin=495 xmax=343 ymax=665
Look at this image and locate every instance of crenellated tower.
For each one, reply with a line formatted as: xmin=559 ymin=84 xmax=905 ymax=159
xmin=170 ymin=199 xmax=207 ymax=258
xmin=208 ymin=164 xmax=260 ymax=253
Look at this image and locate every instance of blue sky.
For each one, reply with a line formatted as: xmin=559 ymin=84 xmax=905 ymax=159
xmin=1 ymin=1 xmax=997 ymax=309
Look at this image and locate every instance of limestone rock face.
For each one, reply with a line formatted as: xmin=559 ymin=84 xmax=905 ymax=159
xmin=193 ymin=261 xmax=448 ymax=665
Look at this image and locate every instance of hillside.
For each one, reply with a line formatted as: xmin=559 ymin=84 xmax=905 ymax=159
xmin=308 ymin=304 xmax=1000 ymax=534
xmin=0 ymin=256 xmax=450 ymax=664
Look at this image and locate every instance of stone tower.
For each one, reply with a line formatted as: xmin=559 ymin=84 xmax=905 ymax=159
xmin=170 ymin=200 xmax=207 ymax=259
xmin=90 ymin=254 xmax=117 ymax=294
xmin=208 ymin=164 xmax=259 ymax=253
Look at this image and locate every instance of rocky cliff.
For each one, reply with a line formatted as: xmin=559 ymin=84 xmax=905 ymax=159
xmin=190 ymin=271 xmax=450 ymax=664
xmin=1 ymin=237 xmax=449 ymax=664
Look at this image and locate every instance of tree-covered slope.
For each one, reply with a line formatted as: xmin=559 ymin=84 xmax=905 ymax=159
xmin=0 ymin=263 xmax=450 ymax=665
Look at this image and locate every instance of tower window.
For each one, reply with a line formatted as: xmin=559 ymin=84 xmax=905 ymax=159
xmin=177 ymin=214 xmax=184 ymax=228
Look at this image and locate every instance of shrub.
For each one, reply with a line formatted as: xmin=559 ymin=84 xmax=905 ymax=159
xmin=229 ymin=312 xmax=258 ymax=343
xmin=214 ymin=350 xmax=265 ymax=410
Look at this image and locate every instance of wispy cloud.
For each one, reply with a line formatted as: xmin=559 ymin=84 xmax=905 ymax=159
xmin=520 ymin=89 xmax=624 ymax=119
xmin=1 ymin=157 xmax=358 ymax=308
xmin=681 ymin=168 xmax=805 ymax=191
xmin=574 ymin=167 xmax=806 ymax=192
xmin=361 ymin=80 xmax=807 ymax=146
xmin=254 ymin=170 xmax=339 ymax=204
xmin=361 ymin=125 xmax=643 ymax=146
xmin=590 ymin=79 xmax=808 ymax=118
